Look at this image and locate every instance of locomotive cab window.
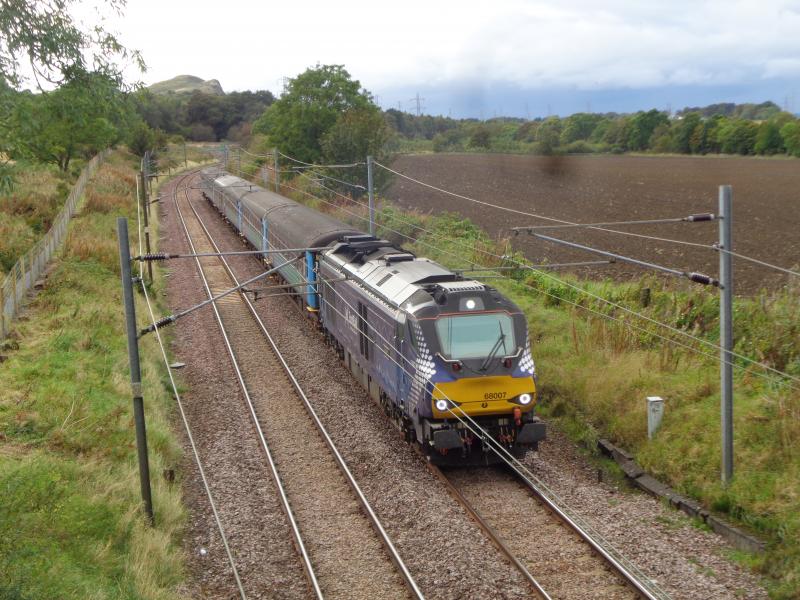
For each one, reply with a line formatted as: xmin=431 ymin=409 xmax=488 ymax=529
xmin=435 ymin=313 xmax=516 ymax=360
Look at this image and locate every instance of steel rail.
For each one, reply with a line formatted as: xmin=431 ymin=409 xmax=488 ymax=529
xmin=311 ymin=271 xmax=661 ymax=598
xmin=183 ymin=179 xmax=425 ymax=600
xmin=138 ymin=170 xmax=248 ymax=599
xmin=173 ymin=182 xmax=324 ymax=599
xmin=312 ymin=275 xmax=667 ymax=599
xmin=424 ymin=460 xmax=551 ymax=599
xmin=509 ymin=466 xmax=663 ymax=599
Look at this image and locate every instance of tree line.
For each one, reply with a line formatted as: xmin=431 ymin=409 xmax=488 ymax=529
xmin=385 ymin=102 xmax=800 ymax=157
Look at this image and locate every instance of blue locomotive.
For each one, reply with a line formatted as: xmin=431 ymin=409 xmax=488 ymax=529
xmin=201 ymin=168 xmax=545 ymax=464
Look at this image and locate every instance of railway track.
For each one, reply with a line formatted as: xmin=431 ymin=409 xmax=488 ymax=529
xmin=435 ymin=465 xmax=660 ymax=600
xmin=170 ymin=172 xmax=422 ymax=599
xmin=168 ymin=168 xmax=669 ymax=599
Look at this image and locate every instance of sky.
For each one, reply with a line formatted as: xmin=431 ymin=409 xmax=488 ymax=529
xmin=75 ymin=0 xmax=800 ymax=118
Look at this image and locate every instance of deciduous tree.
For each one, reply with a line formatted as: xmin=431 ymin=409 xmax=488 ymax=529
xmin=253 ymin=64 xmax=375 ymax=163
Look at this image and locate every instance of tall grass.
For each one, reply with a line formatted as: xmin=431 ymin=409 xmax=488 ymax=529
xmin=0 ymin=162 xmax=77 ymax=273
xmin=0 ymin=151 xmax=185 ymax=599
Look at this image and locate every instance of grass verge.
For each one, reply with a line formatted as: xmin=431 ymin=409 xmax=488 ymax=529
xmin=0 ymin=150 xmax=186 ymax=599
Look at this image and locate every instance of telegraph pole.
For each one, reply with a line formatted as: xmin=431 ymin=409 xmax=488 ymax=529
xmin=117 ymin=218 xmax=154 ymax=524
xmin=719 ymin=185 xmax=734 ymax=484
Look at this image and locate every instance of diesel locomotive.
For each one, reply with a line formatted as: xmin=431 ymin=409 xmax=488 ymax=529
xmin=200 ymin=167 xmax=546 ymax=464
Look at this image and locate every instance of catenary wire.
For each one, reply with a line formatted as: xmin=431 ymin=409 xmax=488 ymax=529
xmin=209 ymin=155 xmax=800 ymax=387
xmin=719 ymin=248 xmax=800 ymax=279
xmin=377 ymin=161 xmax=800 ymax=280
xmin=278 ymin=176 xmax=800 ymax=389
xmin=277 ymin=150 xmax=365 ymax=169
xmin=291 ymin=172 xmax=800 ymax=384
xmin=375 ymin=161 xmax=716 ymax=250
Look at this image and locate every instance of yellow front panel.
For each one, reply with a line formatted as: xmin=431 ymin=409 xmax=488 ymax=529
xmin=431 ymin=375 xmax=536 ymax=419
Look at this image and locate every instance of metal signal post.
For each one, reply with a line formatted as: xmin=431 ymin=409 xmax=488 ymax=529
xmin=117 ymin=217 xmax=154 ymax=524
xmin=719 ymin=185 xmax=734 ymax=484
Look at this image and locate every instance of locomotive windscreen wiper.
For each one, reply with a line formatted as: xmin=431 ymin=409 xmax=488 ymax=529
xmin=479 ymin=321 xmax=507 ymax=372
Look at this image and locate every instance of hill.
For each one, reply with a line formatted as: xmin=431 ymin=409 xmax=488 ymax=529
xmin=148 ymin=75 xmax=224 ymax=96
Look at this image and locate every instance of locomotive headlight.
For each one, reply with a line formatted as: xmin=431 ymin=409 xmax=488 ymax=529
xmin=518 ymin=393 xmax=533 ymax=405
xmin=435 ymin=399 xmax=449 ymax=412
xmin=465 ymin=299 xmax=476 ymax=310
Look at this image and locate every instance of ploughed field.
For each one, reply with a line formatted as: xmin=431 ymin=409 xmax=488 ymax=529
xmin=385 ymin=154 xmax=800 ymax=294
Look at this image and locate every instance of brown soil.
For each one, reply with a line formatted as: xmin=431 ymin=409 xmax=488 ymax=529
xmin=386 ymin=154 xmax=800 ymax=294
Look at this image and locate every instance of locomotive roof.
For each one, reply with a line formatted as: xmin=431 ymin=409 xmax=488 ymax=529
xmin=323 ymin=236 xmax=484 ymax=310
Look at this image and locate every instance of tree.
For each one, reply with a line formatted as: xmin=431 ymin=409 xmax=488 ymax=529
xmin=702 ymin=115 xmax=726 ymax=154
xmin=754 ymin=120 xmax=784 ymax=155
xmin=536 ymin=118 xmax=562 ymax=155
xmin=252 ymin=64 xmax=375 ymax=163
xmin=780 ymin=121 xmax=800 ymax=157
xmin=627 ymin=109 xmax=669 ymax=151
xmin=0 ymin=1 xmax=140 ymax=189
xmin=185 ymin=91 xmax=227 ymax=140
xmin=602 ymin=117 xmax=631 ymax=150
xmin=127 ymin=121 xmax=154 ymax=157
xmin=649 ymin=123 xmax=674 ymax=153
xmin=718 ymin=119 xmax=759 ymax=155
xmin=321 ymin=108 xmax=391 ymax=190
xmin=432 ymin=129 xmax=466 ymax=152
xmin=468 ymin=125 xmax=491 ymax=149
xmin=560 ymin=113 xmax=603 ymax=144
xmin=513 ymin=120 xmax=540 ymax=143
xmin=0 ymin=0 xmax=142 ymax=89
xmin=12 ymin=72 xmax=127 ymax=170
xmin=673 ymin=112 xmax=702 ymax=153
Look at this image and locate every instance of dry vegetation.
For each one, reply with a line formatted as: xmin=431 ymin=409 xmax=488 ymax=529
xmin=0 ymin=151 xmax=186 ymax=599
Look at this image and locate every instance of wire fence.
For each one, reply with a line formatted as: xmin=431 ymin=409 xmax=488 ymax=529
xmin=0 ymin=149 xmax=110 ymax=340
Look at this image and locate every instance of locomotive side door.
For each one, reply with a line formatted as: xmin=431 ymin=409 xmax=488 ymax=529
xmin=394 ymin=314 xmax=412 ymax=408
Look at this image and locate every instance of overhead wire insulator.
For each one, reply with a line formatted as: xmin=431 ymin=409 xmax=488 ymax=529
xmin=685 ymin=213 xmax=715 ymax=222
xmin=687 ymin=272 xmax=719 ymax=286
xmin=134 ymin=253 xmax=177 ymax=262
xmin=140 ymin=315 xmax=176 ymax=336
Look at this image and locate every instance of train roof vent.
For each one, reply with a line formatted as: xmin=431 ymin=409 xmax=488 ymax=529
xmin=436 ymin=280 xmax=485 ymax=293
xmin=384 ymin=253 xmax=415 ymax=264
xmin=348 ymin=239 xmax=393 ymax=252
xmin=342 ymin=234 xmax=376 ymax=243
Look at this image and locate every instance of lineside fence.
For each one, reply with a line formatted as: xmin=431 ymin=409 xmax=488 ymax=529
xmin=0 ymin=149 xmax=111 ymax=340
